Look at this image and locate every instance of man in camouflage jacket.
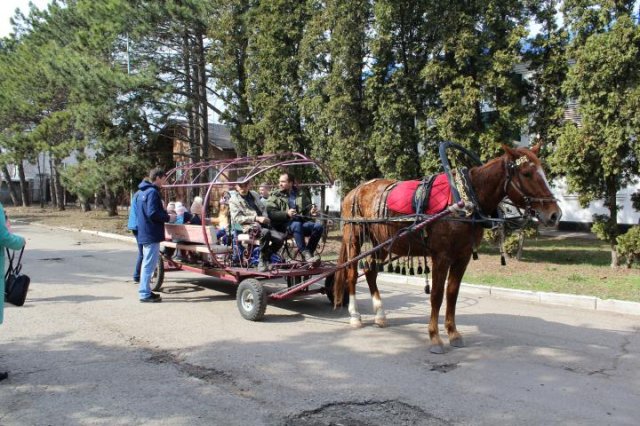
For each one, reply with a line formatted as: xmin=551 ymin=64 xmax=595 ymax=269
xmin=229 ymin=179 xmax=283 ymax=272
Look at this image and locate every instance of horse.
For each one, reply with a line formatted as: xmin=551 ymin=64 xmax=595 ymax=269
xmin=333 ymin=144 xmax=562 ymax=354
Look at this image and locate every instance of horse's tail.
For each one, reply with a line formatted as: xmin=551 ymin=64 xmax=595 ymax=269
xmin=333 ymin=186 xmax=360 ymax=308
xmin=333 ymin=232 xmax=351 ymax=307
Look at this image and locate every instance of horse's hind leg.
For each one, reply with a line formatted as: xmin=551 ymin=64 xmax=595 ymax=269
xmin=428 ymin=254 xmax=449 ymax=354
xmin=445 ymin=256 xmax=471 ymax=348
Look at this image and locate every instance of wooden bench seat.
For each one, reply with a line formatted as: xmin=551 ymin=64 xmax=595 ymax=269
xmin=161 ymin=241 xmax=232 ymax=254
xmin=163 ymin=223 xmax=232 ymax=254
xmin=164 ymin=223 xmax=213 ymax=244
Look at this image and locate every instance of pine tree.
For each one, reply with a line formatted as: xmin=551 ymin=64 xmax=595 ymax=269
xmin=525 ymin=0 xmax=569 ymax=148
xmin=422 ymin=0 xmax=530 ymax=159
xmin=551 ymin=1 xmax=640 ymax=267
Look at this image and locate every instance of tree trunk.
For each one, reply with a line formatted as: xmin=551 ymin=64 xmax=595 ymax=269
xmin=36 ymin=153 xmax=45 ymax=208
xmin=182 ymin=31 xmax=195 ymax=156
xmin=605 ymin=174 xmax=619 ymax=268
xmin=104 ymin=184 xmax=118 ymax=216
xmin=53 ymin=159 xmax=65 ymax=211
xmin=1 ymin=165 xmax=19 ymax=206
xmin=49 ymin=156 xmax=58 ymax=208
xmin=516 ymin=231 xmax=525 ymax=261
xmin=195 ymin=29 xmax=209 ymax=200
xmin=80 ymin=196 xmax=91 ymax=212
xmin=17 ymin=162 xmax=29 ymax=207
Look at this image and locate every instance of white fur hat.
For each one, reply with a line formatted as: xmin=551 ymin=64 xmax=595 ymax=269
xmin=175 ymin=201 xmax=187 ymax=215
xmin=190 ymin=196 xmax=203 ymax=214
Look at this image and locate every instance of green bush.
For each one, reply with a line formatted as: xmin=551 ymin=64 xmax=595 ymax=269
xmin=502 ymin=234 xmax=520 ymax=257
xmin=616 ymin=226 xmax=640 ymax=268
xmin=484 ymin=219 xmax=539 ymax=258
xmin=591 ymin=214 xmax=618 ymax=242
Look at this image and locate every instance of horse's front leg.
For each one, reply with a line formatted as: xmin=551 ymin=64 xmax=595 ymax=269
xmin=346 ymin=261 xmax=363 ymax=328
xmin=444 ymin=256 xmax=471 ymax=348
xmin=428 ymin=255 xmax=449 ymax=354
xmin=365 ymin=256 xmax=387 ymax=328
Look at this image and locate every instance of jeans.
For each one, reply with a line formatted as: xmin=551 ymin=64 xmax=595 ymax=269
xmin=138 ymin=242 xmax=160 ymax=299
xmin=288 ymin=221 xmax=323 ymax=254
xmin=132 ymin=230 xmax=143 ymax=282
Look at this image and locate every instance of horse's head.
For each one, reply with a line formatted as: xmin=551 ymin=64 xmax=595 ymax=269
xmin=501 ymin=144 xmax=562 ymax=227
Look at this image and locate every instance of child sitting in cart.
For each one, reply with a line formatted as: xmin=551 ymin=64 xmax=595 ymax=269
xmin=166 ymin=201 xmax=177 ymax=223
xmin=215 ymin=192 xmax=231 ymax=245
xmin=189 ymin=196 xmax=204 ymax=225
xmin=174 ymin=202 xmax=193 ymax=224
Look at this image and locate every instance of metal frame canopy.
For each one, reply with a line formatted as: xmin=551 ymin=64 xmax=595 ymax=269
xmin=163 ymin=152 xmax=334 ymax=189
xmin=160 ymin=152 xmax=335 ymax=271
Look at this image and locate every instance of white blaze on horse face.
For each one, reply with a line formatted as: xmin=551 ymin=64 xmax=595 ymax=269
xmin=536 ymin=167 xmax=553 ymax=194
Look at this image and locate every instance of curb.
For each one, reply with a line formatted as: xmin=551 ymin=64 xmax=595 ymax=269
xmin=23 ymin=221 xmax=640 ymax=317
xmin=23 ymin=221 xmax=137 ymax=244
xmin=360 ymin=272 xmax=640 ymax=317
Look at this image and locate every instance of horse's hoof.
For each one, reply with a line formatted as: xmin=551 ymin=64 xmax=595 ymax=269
xmin=429 ymin=344 xmax=445 ymax=354
xmin=374 ymin=316 xmax=387 ymax=328
xmin=450 ymin=336 xmax=465 ymax=348
xmin=350 ymin=318 xmax=363 ymax=328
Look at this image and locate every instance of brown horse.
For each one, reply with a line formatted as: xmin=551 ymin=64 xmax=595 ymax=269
xmin=333 ymin=144 xmax=562 ymax=354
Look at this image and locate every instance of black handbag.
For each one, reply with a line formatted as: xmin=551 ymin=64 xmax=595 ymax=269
xmin=5 ymin=247 xmax=30 ymax=307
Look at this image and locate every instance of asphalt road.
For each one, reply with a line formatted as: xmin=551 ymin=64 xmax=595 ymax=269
xmin=1 ymin=223 xmax=639 ymax=425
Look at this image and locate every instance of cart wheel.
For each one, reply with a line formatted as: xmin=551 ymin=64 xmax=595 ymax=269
xmin=150 ymin=259 xmax=164 ymax=292
xmin=324 ymin=274 xmax=349 ymax=307
xmin=236 ymin=279 xmax=267 ymax=321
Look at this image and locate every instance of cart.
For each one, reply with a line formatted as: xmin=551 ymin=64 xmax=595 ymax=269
xmin=151 ymin=152 xmax=462 ymax=321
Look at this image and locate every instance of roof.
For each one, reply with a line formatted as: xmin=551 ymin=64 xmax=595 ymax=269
xmin=208 ymin=123 xmax=234 ymax=151
xmin=164 ymin=120 xmax=235 ymax=151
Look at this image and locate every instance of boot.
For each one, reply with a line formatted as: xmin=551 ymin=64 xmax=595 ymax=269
xmin=301 ymin=250 xmax=320 ymax=266
xmin=257 ymin=256 xmax=269 ymax=272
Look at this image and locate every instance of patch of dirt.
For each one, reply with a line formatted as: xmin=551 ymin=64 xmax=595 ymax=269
xmin=6 ymin=205 xmax=130 ymax=236
xmin=282 ymin=400 xmax=450 ymax=426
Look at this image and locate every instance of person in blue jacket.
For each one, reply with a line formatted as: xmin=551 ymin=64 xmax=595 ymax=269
xmin=0 ymin=203 xmax=26 ymax=381
xmin=127 ymin=186 xmax=144 ymax=284
xmin=134 ymin=168 xmax=172 ymax=303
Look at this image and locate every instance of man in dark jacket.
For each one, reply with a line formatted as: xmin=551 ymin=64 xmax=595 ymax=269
xmin=266 ymin=173 xmax=323 ymax=264
xmin=135 ymin=168 xmax=172 ymax=302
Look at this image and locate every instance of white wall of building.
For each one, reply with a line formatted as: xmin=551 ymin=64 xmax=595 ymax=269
xmin=552 ymin=179 xmax=640 ymax=226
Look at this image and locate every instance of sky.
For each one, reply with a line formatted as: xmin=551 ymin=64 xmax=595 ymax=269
xmin=0 ymin=0 xmax=51 ymax=38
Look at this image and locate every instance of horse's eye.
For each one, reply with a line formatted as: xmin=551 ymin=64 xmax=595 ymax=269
xmin=522 ymin=171 xmax=533 ymax=178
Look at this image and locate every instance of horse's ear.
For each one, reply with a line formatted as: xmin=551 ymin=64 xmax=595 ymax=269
xmin=530 ymin=142 xmax=542 ymax=156
xmin=501 ymin=144 xmax=517 ymax=158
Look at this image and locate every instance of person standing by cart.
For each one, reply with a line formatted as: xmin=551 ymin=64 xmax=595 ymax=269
xmin=266 ymin=173 xmax=323 ymax=265
xmin=135 ymin=168 xmax=172 ymax=303
xmin=0 ymin=202 xmax=26 ymax=381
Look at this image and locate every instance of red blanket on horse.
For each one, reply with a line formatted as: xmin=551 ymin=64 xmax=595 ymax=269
xmin=386 ymin=173 xmax=451 ymax=215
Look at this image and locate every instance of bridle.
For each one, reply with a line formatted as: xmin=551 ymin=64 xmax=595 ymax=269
xmin=503 ymin=157 xmax=558 ymax=217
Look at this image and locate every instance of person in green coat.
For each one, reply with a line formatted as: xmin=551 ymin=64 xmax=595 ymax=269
xmin=0 ymin=202 xmax=26 ymax=381
xmin=265 ymin=173 xmax=323 ymax=264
